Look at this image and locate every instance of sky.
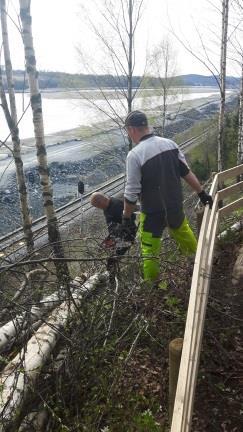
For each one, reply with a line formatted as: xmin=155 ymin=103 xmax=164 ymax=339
xmin=3 ymin=0 xmax=243 ymax=78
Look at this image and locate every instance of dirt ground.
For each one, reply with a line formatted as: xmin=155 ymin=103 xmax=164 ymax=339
xmin=104 ymin=230 xmax=243 ymax=432
xmin=192 ymin=233 xmax=243 ymax=432
xmin=1 ymin=203 xmax=242 ymax=431
xmin=31 ymin=224 xmax=242 ymax=431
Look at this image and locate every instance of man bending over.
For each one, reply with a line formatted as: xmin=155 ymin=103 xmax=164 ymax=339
xmin=90 ymin=192 xmax=137 ymax=275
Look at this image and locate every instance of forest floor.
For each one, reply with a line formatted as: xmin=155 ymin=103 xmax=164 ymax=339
xmin=192 ymin=230 xmax=243 ymax=432
xmin=0 ymin=191 xmax=242 ymax=430
xmin=31 ymin=206 xmax=242 ymax=431
xmin=73 ymin=216 xmax=243 ymax=432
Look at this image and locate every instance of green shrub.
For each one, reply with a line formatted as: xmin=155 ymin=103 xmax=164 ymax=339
xmin=133 ymin=409 xmax=161 ymax=432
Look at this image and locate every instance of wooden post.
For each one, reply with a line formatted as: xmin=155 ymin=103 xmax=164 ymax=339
xmin=169 ymin=338 xmax=183 ymax=425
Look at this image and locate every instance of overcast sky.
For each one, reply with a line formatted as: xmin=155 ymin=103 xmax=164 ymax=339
xmin=4 ymin=0 xmax=242 ymax=77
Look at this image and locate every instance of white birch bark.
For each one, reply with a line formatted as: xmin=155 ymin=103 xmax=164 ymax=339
xmin=237 ymin=59 xmax=243 ymax=165
xmin=217 ymin=0 xmax=229 ymax=172
xmin=18 ymin=0 xmax=70 ymax=285
xmin=0 ymin=268 xmax=47 ymax=322
xmin=0 ymin=289 xmax=60 ymax=352
xmin=127 ymin=0 xmax=133 ymax=150
xmin=0 ymin=0 xmax=33 ymax=254
xmin=0 ymin=273 xmax=85 ymax=353
xmin=0 ymin=274 xmax=105 ymax=430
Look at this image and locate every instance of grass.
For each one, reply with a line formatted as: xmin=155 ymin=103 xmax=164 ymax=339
xmin=174 ymin=117 xmax=217 ymax=145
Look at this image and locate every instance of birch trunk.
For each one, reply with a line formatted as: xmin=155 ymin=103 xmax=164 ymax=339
xmin=127 ymin=0 xmax=133 ymax=150
xmin=217 ymin=0 xmax=229 ymax=172
xmin=237 ymin=60 xmax=243 ymax=166
xmin=0 ymin=268 xmax=47 ymax=321
xmin=18 ymin=0 xmax=70 ymax=286
xmin=0 ymin=0 xmax=33 ymax=254
xmin=162 ymin=90 xmax=167 ymax=136
xmin=161 ymin=43 xmax=169 ymax=136
xmin=0 ymin=275 xmax=83 ymax=352
xmin=0 ymin=274 xmax=105 ymax=430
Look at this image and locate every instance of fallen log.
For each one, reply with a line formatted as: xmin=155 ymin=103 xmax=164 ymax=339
xmin=0 ymin=276 xmax=86 ymax=353
xmin=218 ymin=219 xmax=243 ymax=239
xmin=0 ymin=269 xmax=48 ymax=322
xmin=0 ymin=273 xmax=106 ymax=430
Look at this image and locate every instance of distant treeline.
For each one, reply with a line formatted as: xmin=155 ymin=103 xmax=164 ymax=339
xmin=2 ymin=70 xmax=240 ymax=90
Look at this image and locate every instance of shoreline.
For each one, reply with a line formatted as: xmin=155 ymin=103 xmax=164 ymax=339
xmin=0 ymin=92 xmax=238 ymax=236
xmin=0 ymin=91 xmax=228 ymax=157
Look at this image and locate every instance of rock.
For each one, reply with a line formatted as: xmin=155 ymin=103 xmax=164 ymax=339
xmin=232 ymin=245 xmax=243 ymax=285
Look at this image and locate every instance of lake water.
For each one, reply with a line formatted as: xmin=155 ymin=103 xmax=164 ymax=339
xmin=0 ymin=87 xmax=224 ymax=142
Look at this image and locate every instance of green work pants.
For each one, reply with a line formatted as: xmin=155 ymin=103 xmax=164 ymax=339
xmin=140 ymin=212 xmax=197 ymax=282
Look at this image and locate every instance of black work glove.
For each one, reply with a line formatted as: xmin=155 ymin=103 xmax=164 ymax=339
xmin=120 ymin=216 xmax=136 ymax=241
xmin=198 ymin=190 xmax=213 ymax=209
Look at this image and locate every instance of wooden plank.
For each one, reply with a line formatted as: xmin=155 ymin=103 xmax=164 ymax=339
xmin=210 ymin=174 xmax=219 ymax=198
xmin=172 ymin=166 xmax=243 ymax=431
xmin=218 ymin=164 xmax=243 ymax=182
xmin=171 ymin=205 xmax=212 ymax=431
xmin=217 ymin=181 xmax=243 ymax=200
xmin=171 ymin=192 xmax=219 ymax=432
xmin=185 ymin=211 xmax=219 ymax=429
xmin=171 ymin=185 xmax=218 ymax=430
xmin=219 ymin=197 xmax=243 ymax=218
xmin=181 ymin=196 xmax=219 ymax=430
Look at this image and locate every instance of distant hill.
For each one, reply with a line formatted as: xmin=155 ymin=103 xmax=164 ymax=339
xmin=177 ymin=74 xmax=240 ymax=88
xmin=1 ymin=70 xmax=240 ymax=90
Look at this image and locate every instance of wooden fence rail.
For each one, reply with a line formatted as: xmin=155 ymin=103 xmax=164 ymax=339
xmin=171 ymin=163 xmax=243 ymax=432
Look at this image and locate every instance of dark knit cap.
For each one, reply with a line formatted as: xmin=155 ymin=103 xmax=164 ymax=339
xmin=125 ymin=110 xmax=148 ymax=127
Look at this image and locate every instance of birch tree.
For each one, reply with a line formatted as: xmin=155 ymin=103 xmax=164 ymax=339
xmin=78 ymin=0 xmax=145 ymax=150
xmin=237 ymin=59 xmax=243 ymax=165
xmin=231 ymin=1 xmax=243 ymax=166
xmin=217 ymin=0 xmax=229 ymax=172
xmin=223 ymin=0 xmax=243 ymax=168
xmin=18 ymin=0 xmax=70 ymax=286
xmin=0 ymin=0 xmax=34 ymax=254
xmin=170 ymin=0 xmax=232 ymax=172
xmin=147 ymin=38 xmax=181 ymax=136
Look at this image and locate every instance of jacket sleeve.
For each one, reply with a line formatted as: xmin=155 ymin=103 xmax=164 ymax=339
xmin=124 ymin=151 xmax=141 ymax=204
xmin=178 ymin=148 xmax=190 ymax=177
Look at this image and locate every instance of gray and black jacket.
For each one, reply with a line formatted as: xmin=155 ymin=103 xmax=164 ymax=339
xmin=124 ymin=134 xmax=190 ymax=230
